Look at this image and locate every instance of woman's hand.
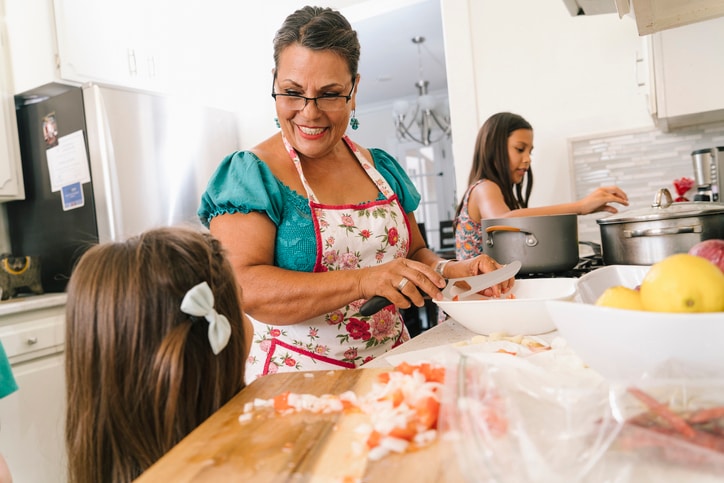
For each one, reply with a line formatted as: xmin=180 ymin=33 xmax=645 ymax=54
xmin=579 ymin=186 xmax=629 ymax=215
xmin=443 ymin=255 xmax=515 ymax=298
xmin=359 ymin=258 xmax=446 ymax=310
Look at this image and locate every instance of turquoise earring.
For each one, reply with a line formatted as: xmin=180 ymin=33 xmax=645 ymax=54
xmin=349 ymin=111 xmax=359 ymax=130
xmin=274 ymin=117 xmax=280 ymax=128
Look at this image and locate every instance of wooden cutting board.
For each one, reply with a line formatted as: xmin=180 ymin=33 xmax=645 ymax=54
xmin=134 ymin=368 xmax=465 ymax=482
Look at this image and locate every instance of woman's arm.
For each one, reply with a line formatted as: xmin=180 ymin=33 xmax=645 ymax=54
xmin=210 ymin=211 xmax=447 ymax=324
xmin=470 ymin=180 xmax=628 ymax=219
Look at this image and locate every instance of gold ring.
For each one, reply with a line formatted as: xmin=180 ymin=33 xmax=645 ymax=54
xmin=396 ymin=277 xmax=409 ymax=291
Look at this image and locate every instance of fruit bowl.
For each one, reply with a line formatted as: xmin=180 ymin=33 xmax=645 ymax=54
xmin=546 ymin=265 xmax=724 ymax=380
xmin=433 ymin=278 xmax=577 ymax=335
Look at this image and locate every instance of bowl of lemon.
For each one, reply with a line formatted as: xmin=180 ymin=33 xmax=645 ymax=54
xmin=546 ymin=253 xmax=724 ymax=380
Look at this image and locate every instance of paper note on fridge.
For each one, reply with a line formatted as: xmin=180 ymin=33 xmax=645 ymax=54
xmin=46 ymin=130 xmax=91 ymax=192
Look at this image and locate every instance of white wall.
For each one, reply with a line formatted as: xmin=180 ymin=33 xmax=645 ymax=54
xmin=442 ymin=0 xmax=654 ymax=206
xmin=3 ymin=0 xmax=662 ymax=221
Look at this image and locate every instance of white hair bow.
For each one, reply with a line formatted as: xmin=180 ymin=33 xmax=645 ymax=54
xmin=180 ymin=281 xmax=232 ymax=355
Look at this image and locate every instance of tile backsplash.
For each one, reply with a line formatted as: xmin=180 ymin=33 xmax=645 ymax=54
xmin=570 ymin=121 xmax=724 ymax=245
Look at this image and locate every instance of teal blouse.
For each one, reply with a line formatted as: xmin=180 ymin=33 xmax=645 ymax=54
xmin=198 ymin=148 xmax=421 ymax=272
xmin=0 ymin=341 xmax=18 ymax=398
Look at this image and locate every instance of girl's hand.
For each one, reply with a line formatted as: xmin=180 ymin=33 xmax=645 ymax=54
xmin=580 ymin=186 xmax=629 ymax=215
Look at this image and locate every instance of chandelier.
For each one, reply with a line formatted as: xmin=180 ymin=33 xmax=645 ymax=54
xmin=392 ymin=36 xmax=451 ymax=146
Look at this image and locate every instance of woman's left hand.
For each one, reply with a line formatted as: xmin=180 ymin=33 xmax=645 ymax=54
xmin=442 ymin=255 xmax=515 ymax=298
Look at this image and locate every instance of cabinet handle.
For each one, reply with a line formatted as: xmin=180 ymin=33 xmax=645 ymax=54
xmin=26 ymin=336 xmax=38 ymax=345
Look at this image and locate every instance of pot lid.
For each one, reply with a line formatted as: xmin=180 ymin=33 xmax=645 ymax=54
xmin=597 ymin=189 xmax=724 ymax=225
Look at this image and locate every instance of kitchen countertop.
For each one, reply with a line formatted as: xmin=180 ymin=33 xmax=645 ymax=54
xmin=0 ymin=293 xmax=67 ymax=317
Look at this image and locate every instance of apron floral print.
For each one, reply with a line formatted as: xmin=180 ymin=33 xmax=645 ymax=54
xmin=245 ymin=135 xmax=411 ymax=382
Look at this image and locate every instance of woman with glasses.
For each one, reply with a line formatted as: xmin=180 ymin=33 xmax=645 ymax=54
xmin=199 ymin=6 xmax=512 ymax=382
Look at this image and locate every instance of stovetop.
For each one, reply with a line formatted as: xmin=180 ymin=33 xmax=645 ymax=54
xmin=517 ymin=253 xmax=606 ymax=279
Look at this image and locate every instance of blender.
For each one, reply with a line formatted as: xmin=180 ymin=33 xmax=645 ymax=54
xmin=691 ymin=147 xmax=723 ymax=202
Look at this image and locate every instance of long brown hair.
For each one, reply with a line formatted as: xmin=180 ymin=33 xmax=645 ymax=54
xmin=65 ymin=226 xmax=247 ymax=483
xmin=456 ymin=112 xmax=534 ymax=219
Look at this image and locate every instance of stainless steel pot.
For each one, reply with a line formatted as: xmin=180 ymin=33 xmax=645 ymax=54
xmin=481 ymin=213 xmax=579 ymax=273
xmin=597 ymin=188 xmax=724 ymax=265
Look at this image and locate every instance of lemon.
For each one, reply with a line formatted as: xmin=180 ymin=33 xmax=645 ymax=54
xmin=595 ymin=285 xmax=644 ymax=310
xmin=639 ymin=253 xmax=724 ymax=313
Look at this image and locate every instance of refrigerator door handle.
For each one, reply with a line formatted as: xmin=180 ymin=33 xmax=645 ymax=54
xmin=83 ymin=84 xmax=124 ymax=242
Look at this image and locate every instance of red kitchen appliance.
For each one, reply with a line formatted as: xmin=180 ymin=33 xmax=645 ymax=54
xmin=691 ymin=146 xmax=724 ymax=202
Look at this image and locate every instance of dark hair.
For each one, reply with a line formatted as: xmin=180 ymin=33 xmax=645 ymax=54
xmin=457 ymin=112 xmax=534 ymax=218
xmin=65 ymin=226 xmax=247 ymax=483
xmin=273 ymin=6 xmax=360 ymax=81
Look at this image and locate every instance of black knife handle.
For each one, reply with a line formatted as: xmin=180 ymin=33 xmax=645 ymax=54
xmin=360 ymin=295 xmax=392 ymax=316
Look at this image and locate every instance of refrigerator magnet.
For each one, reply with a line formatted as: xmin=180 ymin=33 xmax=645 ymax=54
xmin=42 ymin=113 xmax=59 ymax=148
xmin=61 ymin=182 xmax=85 ymax=211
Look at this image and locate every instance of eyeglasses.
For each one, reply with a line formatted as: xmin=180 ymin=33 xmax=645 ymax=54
xmin=271 ymin=78 xmax=356 ymax=112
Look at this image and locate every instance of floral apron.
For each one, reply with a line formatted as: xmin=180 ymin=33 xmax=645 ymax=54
xmin=245 ymin=135 xmax=411 ymax=382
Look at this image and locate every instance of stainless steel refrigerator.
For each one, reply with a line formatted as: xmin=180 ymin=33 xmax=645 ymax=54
xmin=7 ymin=82 xmax=239 ymax=293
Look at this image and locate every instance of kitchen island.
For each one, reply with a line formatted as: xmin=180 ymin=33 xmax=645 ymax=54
xmin=135 ymin=319 xmax=724 ymax=483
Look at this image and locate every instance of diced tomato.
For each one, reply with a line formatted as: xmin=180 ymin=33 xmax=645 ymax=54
xmin=417 ymin=363 xmax=445 ymax=383
xmin=273 ymin=391 xmax=292 ymax=412
xmin=394 ymin=361 xmax=417 ymax=375
xmin=389 ymin=388 xmax=405 ymax=408
xmin=415 ymin=396 xmax=440 ymax=430
xmin=389 ymin=424 xmax=417 ymax=441
xmin=367 ymin=430 xmax=383 ymax=448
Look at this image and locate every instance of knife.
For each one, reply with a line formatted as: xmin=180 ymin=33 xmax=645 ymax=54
xmin=359 ymin=260 xmax=522 ymax=317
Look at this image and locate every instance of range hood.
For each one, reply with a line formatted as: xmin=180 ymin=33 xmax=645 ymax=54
xmin=562 ymin=0 xmax=617 ymax=16
xmin=562 ymin=0 xmax=724 ymax=35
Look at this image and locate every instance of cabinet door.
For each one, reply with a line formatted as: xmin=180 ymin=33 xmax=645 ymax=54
xmin=0 ymin=15 xmax=24 ymax=200
xmin=651 ymin=16 xmax=724 ymax=120
xmin=53 ymin=0 xmax=169 ymax=92
xmin=0 ymin=354 xmax=67 ymax=483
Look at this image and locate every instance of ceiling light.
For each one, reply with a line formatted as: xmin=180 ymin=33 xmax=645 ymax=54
xmin=392 ymin=36 xmax=451 ymax=146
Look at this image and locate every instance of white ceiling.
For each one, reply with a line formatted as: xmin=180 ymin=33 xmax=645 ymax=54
xmin=344 ymin=0 xmax=447 ymax=106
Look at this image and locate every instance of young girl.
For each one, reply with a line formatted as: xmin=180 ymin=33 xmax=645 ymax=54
xmin=454 ymin=112 xmax=629 ymax=259
xmin=65 ymin=226 xmax=251 ymax=483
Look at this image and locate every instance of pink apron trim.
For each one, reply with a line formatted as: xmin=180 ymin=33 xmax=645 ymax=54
xmin=262 ymin=338 xmax=356 ymax=373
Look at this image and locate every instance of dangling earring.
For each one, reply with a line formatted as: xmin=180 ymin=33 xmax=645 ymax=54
xmin=274 ymin=117 xmax=280 ymax=128
xmin=349 ymin=111 xmax=359 ymax=130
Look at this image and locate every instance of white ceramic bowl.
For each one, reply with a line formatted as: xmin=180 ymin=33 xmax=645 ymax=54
xmin=574 ymin=264 xmax=648 ymax=304
xmin=546 ymin=265 xmax=724 ymax=380
xmin=434 ymin=278 xmax=577 ymax=335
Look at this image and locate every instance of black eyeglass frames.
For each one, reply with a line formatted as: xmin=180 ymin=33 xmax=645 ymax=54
xmin=271 ymin=78 xmax=356 ymax=112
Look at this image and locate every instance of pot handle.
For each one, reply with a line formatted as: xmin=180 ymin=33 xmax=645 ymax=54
xmin=485 ymin=225 xmax=522 ymax=233
xmin=484 ymin=225 xmax=538 ymax=247
xmin=623 ymin=225 xmax=703 ymax=238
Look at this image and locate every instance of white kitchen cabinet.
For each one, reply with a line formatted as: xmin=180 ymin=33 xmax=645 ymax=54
xmin=623 ymin=0 xmax=724 ymax=35
xmin=641 ymin=16 xmax=724 ymax=130
xmin=0 ymin=294 xmax=67 ymax=483
xmin=53 ymin=0 xmax=169 ymax=92
xmin=0 ymin=7 xmax=24 ymax=201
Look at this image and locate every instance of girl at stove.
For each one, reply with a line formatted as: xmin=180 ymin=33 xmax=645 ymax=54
xmin=454 ymin=112 xmax=629 ymax=259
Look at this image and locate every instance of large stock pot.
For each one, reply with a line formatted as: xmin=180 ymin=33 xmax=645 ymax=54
xmin=597 ymin=188 xmax=724 ymax=265
xmin=481 ymin=213 xmax=579 ymax=274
